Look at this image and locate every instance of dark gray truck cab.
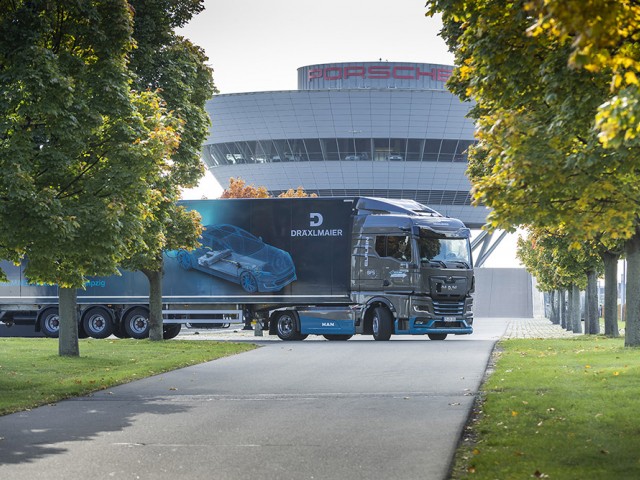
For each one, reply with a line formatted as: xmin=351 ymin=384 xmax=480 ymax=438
xmin=347 ymin=197 xmax=473 ymax=340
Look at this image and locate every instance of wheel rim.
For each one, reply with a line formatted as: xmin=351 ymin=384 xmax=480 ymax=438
xmin=177 ymin=250 xmax=192 ymax=269
xmin=129 ymin=314 xmax=148 ymax=335
xmin=44 ymin=314 xmax=59 ymax=332
xmin=373 ymin=315 xmax=379 ymax=335
xmin=241 ymin=272 xmax=258 ymax=293
xmin=278 ymin=315 xmax=294 ymax=337
xmin=88 ymin=314 xmax=106 ymax=333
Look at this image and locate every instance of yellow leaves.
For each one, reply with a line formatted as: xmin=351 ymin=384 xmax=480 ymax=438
xmin=624 ymin=71 xmax=639 ymax=86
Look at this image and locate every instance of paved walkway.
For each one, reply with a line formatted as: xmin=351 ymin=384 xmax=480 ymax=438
xmin=501 ymin=316 xmax=582 ymax=339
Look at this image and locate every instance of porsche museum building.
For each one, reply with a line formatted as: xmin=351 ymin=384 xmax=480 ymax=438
xmin=201 ymin=61 xmax=488 ymax=229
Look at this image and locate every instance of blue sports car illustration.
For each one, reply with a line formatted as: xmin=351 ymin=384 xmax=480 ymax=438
xmin=177 ymin=224 xmax=296 ymax=293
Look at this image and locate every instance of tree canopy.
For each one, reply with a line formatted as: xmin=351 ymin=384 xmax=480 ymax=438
xmin=427 ymin=0 xmax=640 ymax=345
xmin=0 ymin=0 xmax=205 ymax=353
xmin=121 ymin=0 xmax=216 ymax=341
xmin=0 ymin=0 xmax=169 ymax=287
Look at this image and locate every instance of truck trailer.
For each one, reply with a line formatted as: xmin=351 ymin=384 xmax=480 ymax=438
xmin=0 ymin=197 xmax=474 ymax=341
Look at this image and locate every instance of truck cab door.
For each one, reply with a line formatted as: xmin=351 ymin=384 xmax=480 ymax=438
xmin=355 ymin=235 xmax=413 ymax=291
xmin=376 ymin=235 xmax=413 ymax=291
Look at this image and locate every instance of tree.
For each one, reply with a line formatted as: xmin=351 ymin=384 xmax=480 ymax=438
xmin=0 ymin=1 xmax=171 ymax=355
xmin=220 ymin=177 xmax=270 ymax=198
xmin=427 ymin=0 xmax=640 ymax=346
xmin=517 ymin=227 xmax=603 ymax=334
xmin=120 ymin=0 xmax=216 ymax=341
xmin=278 ymin=187 xmax=318 ymax=198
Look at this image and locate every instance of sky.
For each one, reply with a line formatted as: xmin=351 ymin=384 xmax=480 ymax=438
xmin=177 ymin=0 xmax=453 ymax=95
xmin=177 ymin=1 xmax=523 ymax=268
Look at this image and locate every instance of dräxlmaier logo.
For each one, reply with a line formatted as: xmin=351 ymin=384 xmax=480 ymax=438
xmin=291 ymin=212 xmax=343 ymax=237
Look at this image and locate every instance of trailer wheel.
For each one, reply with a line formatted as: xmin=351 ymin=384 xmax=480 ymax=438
xmin=240 ymin=271 xmax=258 ymax=293
xmin=372 ymin=306 xmax=392 ymax=341
xmin=123 ymin=307 xmax=150 ymax=339
xmin=323 ymin=334 xmax=353 ymax=341
xmin=275 ymin=311 xmax=307 ymax=341
xmin=428 ymin=333 xmax=447 ymax=341
xmin=82 ymin=307 xmax=114 ymax=339
xmin=39 ymin=307 xmax=60 ymax=338
xmin=163 ymin=324 xmax=182 ymax=340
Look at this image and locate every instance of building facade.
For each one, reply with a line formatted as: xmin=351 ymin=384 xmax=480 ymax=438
xmin=202 ymin=61 xmax=488 ymax=228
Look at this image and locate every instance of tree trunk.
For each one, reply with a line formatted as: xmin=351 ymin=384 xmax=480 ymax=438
xmin=601 ymin=251 xmax=619 ymax=337
xmin=625 ymin=234 xmax=640 ymax=346
xmin=560 ymin=289 xmax=567 ymax=329
xmin=58 ymin=287 xmax=79 ymax=357
xmin=570 ymin=284 xmax=582 ymax=333
xmin=549 ymin=290 xmax=558 ymax=324
xmin=143 ymin=268 xmax=164 ymax=341
xmin=585 ymin=270 xmax=599 ymax=335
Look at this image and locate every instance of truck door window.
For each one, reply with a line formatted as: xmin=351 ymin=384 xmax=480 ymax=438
xmin=375 ymin=235 xmax=410 ymax=261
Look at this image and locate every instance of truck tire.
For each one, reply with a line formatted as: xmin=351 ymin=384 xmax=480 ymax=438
xmin=123 ymin=307 xmax=150 ymax=339
xmin=428 ymin=333 xmax=447 ymax=340
xmin=372 ymin=306 xmax=393 ymax=341
xmin=275 ymin=311 xmax=307 ymax=341
xmin=323 ymin=334 xmax=353 ymax=341
xmin=39 ymin=307 xmax=60 ymax=338
xmin=112 ymin=319 xmax=130 ymax=339
xmin=81 ymin=307 xmax=114 ymax=339
xmin=163 ymin=324 xmax=182 ymax=340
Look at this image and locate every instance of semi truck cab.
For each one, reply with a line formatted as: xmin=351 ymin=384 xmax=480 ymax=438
xmin=343 ymin=197 xmax=473 ymax=340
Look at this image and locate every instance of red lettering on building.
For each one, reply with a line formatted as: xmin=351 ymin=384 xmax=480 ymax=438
xmin=324 ymin=67 xmax=343 ymax=80
xmin=307 ymin=64 xmax=453 ymax=83
xmin=368 ymin=65 xmax=391 ymax=79
xmin=416 ymin=68 xmax=436 ymax=80
xmin=437 ymin=68 xmax=452 ymax=82
xmin=344 ymin=66 xmax=366 ymax=79
xmin=308 ymin=69 xmax=323 ymax=81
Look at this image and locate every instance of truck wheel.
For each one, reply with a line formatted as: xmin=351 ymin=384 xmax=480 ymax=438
xmin=428 ymin=333 xmax=447 ymax=340
xmin=372 ymin=307 xmax=392 ymax=341
xmin=163 ymin=324 xmax=182 ymax=339
xmin=240 ymin=271 xmax=258 ymax=293
xmin=123 ymin=307 xmax=150 ymax=339
xmin=82 ymin=307 xmax=114 ymax=339
xmin=275 ymin=312 xmax=306 ymax=341
xmin=323 ymin=334 xmax=353 ymax=341
xmin=39 ymin=307 xmax=60 ymax=338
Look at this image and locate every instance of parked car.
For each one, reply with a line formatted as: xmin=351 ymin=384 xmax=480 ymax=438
xmin=178 ymin=224 xmax=297 ymax=293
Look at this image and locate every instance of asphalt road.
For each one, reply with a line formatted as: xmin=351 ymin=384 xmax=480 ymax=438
xmin=0 ymin=318 xmax=509 ymax=480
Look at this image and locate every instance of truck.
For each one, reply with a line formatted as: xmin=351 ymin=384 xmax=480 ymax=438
xmin=0 ymin=197 xmax=474 ymax=341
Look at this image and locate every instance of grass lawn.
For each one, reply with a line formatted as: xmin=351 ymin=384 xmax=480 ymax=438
xmin=451 ymin=336 xmax=640 ymax=480
xmin=0 ymin=338 xmax=256 ymax=415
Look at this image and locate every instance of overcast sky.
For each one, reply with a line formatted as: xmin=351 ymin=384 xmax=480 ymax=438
xmin=177 ymin=0 xmax=454 ymax=94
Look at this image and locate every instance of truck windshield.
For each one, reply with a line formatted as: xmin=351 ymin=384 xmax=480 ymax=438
xmin=418 ymin=236 xmax=472 ymax=267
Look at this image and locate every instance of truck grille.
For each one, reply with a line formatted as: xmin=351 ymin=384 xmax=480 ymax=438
xmin=432 ymin=300 xmax=465 ymax=316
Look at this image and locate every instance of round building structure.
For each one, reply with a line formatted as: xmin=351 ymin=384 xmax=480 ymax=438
xmin=202 ymin=61 xmax=488 ymax=228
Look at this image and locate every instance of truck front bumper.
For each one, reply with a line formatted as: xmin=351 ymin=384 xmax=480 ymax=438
xmin=406 ymin=317 xmax=473 ymax=335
